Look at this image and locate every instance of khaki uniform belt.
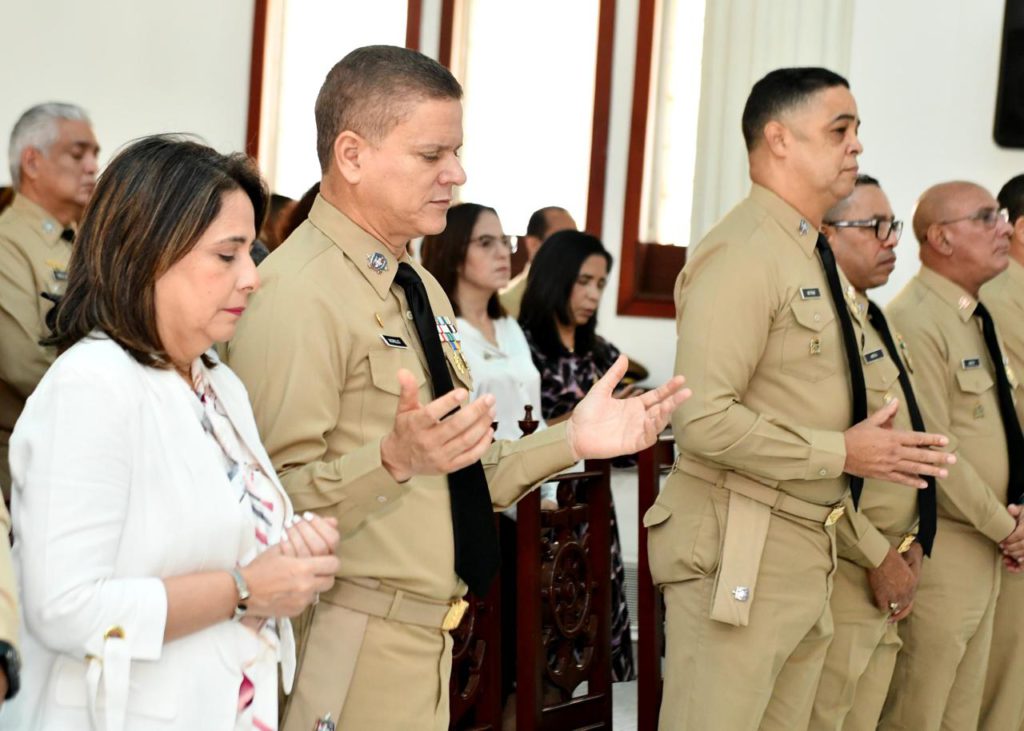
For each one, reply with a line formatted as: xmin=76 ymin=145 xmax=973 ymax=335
xmin=674 ymin=456 xmax=844 ymax=526
xmin=320 ymin=579 xmax=469 ymax=631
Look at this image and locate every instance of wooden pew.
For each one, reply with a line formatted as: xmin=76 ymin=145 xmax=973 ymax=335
xmin=636 ymin=434 xmax=676 ymax=731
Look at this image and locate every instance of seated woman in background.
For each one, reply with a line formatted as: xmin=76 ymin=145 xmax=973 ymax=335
xmin=421 ymin=202 xmax=557 ymax=713
xmin=518 ymin=230 xmax=636 ymax=683
xmin=9 ymin=136 xmax=339 ymax=731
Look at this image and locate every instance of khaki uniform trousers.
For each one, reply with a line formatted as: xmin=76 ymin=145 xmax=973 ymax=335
xmin=656 ymin=482 xmax=836 ymax=731
xmin=980 ymin=569 xmax=1024 ymax=731
xmin=282 ymin=594 xmax=455 ymax=731
xmin=808 ymin=556 xmax=901 ymax=731
xmin=879 ymin=519 xmax=1001 ymax=731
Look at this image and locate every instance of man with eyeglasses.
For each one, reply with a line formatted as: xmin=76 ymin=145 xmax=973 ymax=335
xmin=879 ymin=181 xmax=1024 ymax=731
xmin=978 ymin=173 xmax=1024 ymax=731
xmin=809 ymin=174 xmax=936 ymax=731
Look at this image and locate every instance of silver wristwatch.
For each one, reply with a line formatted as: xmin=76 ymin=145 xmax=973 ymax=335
xmin=229 ymin=567 xmax=250 ymax=621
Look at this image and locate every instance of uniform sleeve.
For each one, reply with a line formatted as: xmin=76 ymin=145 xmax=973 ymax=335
xmin=13 ymin=364 xmax=167 ymax=661
xmin=672 ymin=241 xmax=847 ymax=482
xmin=0 ymin=237 xmax=55 ymax=398
xmin=482 ymin=423 xmax=577 ymax=509
xmin=834 ymin=496 xmax=892 ymax=568
xmin=890 ymin=313 xmax=1015 ymax=543
xmin=227 ymin=287 xmax=405 ymax=537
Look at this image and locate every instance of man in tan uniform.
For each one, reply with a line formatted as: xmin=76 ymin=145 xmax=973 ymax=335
xmin=809 ymin=175 xmax=936 ymax=731
xmin=0 ymin=103 xmax=99 ymax=497
xmin=978 ymin=173 xmax=1024 ymax=731
xmin=647 ymin=67 xmax=954 ymax=730
xmin=227 ymin=45 xmax=688 ymax=731
xmin=879 ymin=181 xmax=1024 ymax=731
xmin=498 ymin=205 xmax=576 ymax=317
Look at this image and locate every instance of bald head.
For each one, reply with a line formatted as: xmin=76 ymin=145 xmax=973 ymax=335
xmin=912 ymin=180 xmax=1012 ymax=296
xmin=912 ymin=181 xmax=984 ymax=245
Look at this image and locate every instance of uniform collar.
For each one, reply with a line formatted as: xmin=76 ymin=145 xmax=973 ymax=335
xmin=917 ymin=265 xmax=978 ymax=322
xmin=10 ymin=193 xmax=67 ymax=247
xmin=749 ymin=183 xmax=820 ymax=258
xmin=307 ymin=194 xmax=408 ymax=300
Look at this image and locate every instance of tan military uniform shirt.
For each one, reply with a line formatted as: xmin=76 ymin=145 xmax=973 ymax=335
xmin=833 ymin=291 xmax=921 ymax=569
xmin=498 ymin=265 xmax=528 ymax=318
xmin=982 ymin=257 xmax=1024 ymax=426
xmin=228 ymin=195 xmax=576 ymax=602
xmin=0 ymin=195 xmax=71 ymax=495
xmin=674 ymin=184 xmax=864 ymax=507
xmin=887 ymin=266 xmax=1016 ymax=542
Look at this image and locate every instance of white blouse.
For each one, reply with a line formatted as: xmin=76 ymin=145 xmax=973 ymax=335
xmin=457 ymin=316 xmax=556 ymax=509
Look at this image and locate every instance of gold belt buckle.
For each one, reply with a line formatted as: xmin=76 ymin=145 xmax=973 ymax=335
xmin=824 ymin=505 xmax=845 ymax=527
xmin=897 ymin=533 xmax=917 ymax=553
xmin=441 ymin=599 xmax=469 ymax=631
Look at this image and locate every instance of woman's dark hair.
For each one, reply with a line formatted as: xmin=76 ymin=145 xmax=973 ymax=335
xmin=421 ymin=202 xmax=504 ymax=319
xmin=46 ymin=134 xmax=268 ymax=368
xmin=280 ymin=181 xmax=320 ymax=242
xmin=519 ymin=230 xmax=613 ymax=359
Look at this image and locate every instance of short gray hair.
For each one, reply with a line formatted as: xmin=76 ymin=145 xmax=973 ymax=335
xmin=8 ymin=102 xmax=91 ymax=189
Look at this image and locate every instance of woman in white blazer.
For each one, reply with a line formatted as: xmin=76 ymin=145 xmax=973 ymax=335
xmin=7 ymin=136 xmax=340 ymax=731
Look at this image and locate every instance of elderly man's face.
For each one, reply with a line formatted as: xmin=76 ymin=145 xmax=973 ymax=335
xmin=939 ymin=185 xmax=1013 ymax=285
xmin=827 ymin=184 xmax=899 ymax=292
xmin=358 ymin=98 xmax=466 ymax=246
xmin=34 ymin=119 xmax=99 ymax=211
xmin=782 ymin=85 xmax=863 ymax=207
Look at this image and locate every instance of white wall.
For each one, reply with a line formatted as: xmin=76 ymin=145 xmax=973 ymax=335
xmin=3 ymin=0 xmax=1021 ymax=386
xmin=848 ymin=0 xmax=1024 ymax=305
xmin=0 ymin=0 xmax=254 ymax=181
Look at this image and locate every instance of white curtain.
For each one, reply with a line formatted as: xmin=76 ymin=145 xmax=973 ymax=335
xmin=688 ymin=0 xmax=855 ymax=245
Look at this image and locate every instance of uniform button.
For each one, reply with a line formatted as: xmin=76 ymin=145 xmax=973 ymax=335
xmin=377 ymin=495 xmax=388 ymax=503
xmin=813 ymin=313 xmax=821 ymax=322
xmin=406 ymin=311 xmax=414 ymax=320
xmin=818 ymin=468 xmax=827 ymax=477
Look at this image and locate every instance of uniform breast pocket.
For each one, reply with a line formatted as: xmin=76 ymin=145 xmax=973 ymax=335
xmin=781 ymin=300 xmax=840 ymax=382
xmin=368 ymin=349 xmax=428 ymax=396
xmin=864 ymin=354 xmax=900 ymax=405
xmin=953 ymin=368 xmax=998 ymax=436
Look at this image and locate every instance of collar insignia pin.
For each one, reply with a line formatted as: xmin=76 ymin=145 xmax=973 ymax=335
xmin=798 ymin=219 xmax=809 ymax=236
xmin=367 ymin=252 xmax=388 ymax=275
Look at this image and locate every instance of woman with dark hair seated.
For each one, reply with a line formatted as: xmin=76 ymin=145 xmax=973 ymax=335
xmin=8 ymin=136 xmax=340 ymax=730
xmin=518 ymin=230 xmax=636 ymax=683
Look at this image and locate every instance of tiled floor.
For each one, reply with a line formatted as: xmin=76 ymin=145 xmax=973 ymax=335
xmin=612 ymin=681 xmax=639 ymax=730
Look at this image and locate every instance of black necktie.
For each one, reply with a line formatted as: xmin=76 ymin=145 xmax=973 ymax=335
xmin=816 ymin=235 xmax=867 ymax=507
xmin=867 ymin=301 xmax=938 ymax=555
xmin=973 ymin=302 xmax=1024 ymax=504
xmin=392 ymin=262 xmax=500 ymax=595
xmin=60 ymin=228 xmax=74 ymax=243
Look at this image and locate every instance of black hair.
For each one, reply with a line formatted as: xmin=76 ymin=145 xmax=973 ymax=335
xmin=519 ymin=230 xmax=612 ymax=359
xmin=998 ymin=173 xmax=1024 ymax=223
xmin=741 ymin=67 xmax=850 ymax=151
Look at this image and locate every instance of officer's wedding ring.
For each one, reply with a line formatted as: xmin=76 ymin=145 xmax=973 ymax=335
xmin=888 ymin=601 xmax=900 ymax=613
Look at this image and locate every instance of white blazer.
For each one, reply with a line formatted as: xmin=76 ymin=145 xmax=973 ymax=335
xmin=4 ymin=335 xmax=295 ymax=731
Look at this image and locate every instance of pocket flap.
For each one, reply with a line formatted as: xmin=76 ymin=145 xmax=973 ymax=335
xmin=790 ymin=299 xmax=835 ymax=333
xmin=643 ymin=503 xmax=672 ymax=528
xmin=368 ymin=349 xmax=428 ymax=396
xmin=864 ymin=355 xmax=900 ymax=393
xmin=955 ymin=368 xmax=994 ymax=395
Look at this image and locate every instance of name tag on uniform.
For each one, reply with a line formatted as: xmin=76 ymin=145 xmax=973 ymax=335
xmin=864 ymin=349 xmax=885 ymax=363
xmin=961 ymin=357 xmax=982 ymax=370
xmin=380 ymin=334 xmax=408 ymax=348
xmin=799 ymin=287 xmax=822 ymax=300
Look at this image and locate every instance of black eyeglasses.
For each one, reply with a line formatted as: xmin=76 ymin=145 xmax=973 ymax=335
xmin=823 ymin=217 xmax=903 ymax=242
xmin=937 ymin=207 xmax=1009 ymax=229
xmin=469 ymin=234 xmax=517 ymax=254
